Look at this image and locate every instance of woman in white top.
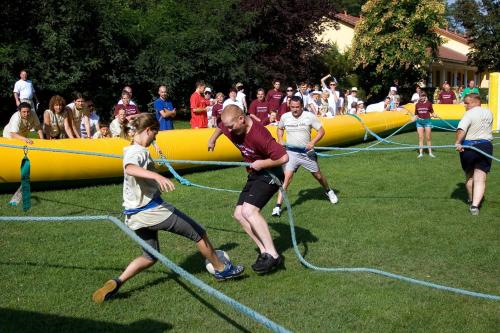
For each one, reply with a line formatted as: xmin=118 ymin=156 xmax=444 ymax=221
xmin=91 ymin=113 xmax=243 ymax=303
xmin=43 ymin=95 xmax=67 ymax=139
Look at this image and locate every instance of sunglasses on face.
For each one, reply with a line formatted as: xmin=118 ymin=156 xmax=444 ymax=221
xmin=287 ymin=89 xmax=293 ymax=92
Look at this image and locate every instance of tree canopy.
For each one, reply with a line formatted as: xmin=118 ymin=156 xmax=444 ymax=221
xmin=449 ymin=0 xmax=500 ymax=72
xmin=0 ymin=0 xmax=340 ymax=120
xmin=350 ymin=0 xmax=446 ymax=98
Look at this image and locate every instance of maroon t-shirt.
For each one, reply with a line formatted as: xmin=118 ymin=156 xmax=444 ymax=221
xmin=114 ymin=104 xmax=140 ymax=117
xmin=415 ymin=101 xmax=433 ymax=119
xmin=438 ymin=91 xmax=456 ymax=104
xmin=277 ymin=101 xmax=290 ymax=121
xmin=266 ymin=89 xmax=283 ymax=112
xmin=211 ymin=103 xmax=223 ymax=126
xmin=249 ymin=99 xmax=270 ymax=124
xmin=220 ymin=119 xmax=286 ymax=169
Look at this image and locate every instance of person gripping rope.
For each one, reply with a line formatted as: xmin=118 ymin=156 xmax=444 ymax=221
xmin=92 ymin=114 xmax=244 ymax=303
xmin=271 ymin=96 xmax=338 ymax=217
xmin=208 ymin=105 xmax=288 ymax=274
xmin=454 ymin=93 xmax=494 ymax=216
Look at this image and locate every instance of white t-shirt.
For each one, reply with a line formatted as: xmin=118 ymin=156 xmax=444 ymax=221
xmin=347 ymin=95 xmax=358 ymax=111
xmin=236 ymin=91 xmax=246 ymax=110
xmin=3 ymin=110 xmax=41 ymax=138
xmin=13 ymin=79 xmax=35 ymax=100
xmin=457 ymin=106 xmax=493 ymax=141
xmin=365 ymin=101 xmax=386 ymax=113
xmin=122 ymin=144 xmax=174 ymax=230
xmin=222 ymin=98 xmax=243 ymax=110
xmin=278 ymin=111 xmax=322 ymax=148
xmin=110 ymin=118 xmax=125 ymax=137
xmin=321 ymin=84 xmax=340 ymax=110
xmin=118 ymin=99 xmax=137 ymax=106
xmin=411 ymin=93 xmax=420 ymax=103
xmin=294 ymin=91 xmax=310 ymax=110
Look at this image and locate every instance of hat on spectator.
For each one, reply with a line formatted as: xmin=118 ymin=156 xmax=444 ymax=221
xmin=390 ymin=86 xmax=397 ymax=91
xmin=311 ymin=90 xmax=322 ymax=95
xmin=357 ymin=100 xmax=364 ymax=105
xmin=417 ymin=82 xmax=426 ymax=88
xmin=235 ymin=82 xmax=244 ymax=88
xmin=204 ymin=87 xmax=212 ymax=93
xmin=351 ymin=87 xmax=358 ymax=92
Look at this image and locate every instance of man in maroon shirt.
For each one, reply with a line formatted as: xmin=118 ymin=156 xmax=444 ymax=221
xmin=265 ymin=79 xmax=283 ymax=112
xmin=207 ymin=105 xmax=289 ymax=274
xmin=114 ymin=91 xmax=140 ymax=121
xmin=190 ymin=81 xmax=209 ymax=128
xmin=248 ymin=88 xmax=270 ymax=125
xmin=437 ymin=83 xmax=457 ymax=104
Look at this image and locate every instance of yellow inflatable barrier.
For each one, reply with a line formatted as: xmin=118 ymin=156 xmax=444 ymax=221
xmin=2 ymin=111 xmax=415 ymax=190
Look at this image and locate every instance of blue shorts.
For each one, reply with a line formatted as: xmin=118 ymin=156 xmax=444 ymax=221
xmin=416 ymin=118 xmax=432 ymax=128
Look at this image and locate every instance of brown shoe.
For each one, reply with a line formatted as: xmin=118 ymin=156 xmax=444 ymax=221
xmin=92 ymin=279 xmax=120 ymax=304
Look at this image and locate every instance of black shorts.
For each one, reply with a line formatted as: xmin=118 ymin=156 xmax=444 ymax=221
xmin=460 ymin=141 xmax=493 ymax=173
xmin=237 ymin=169 xmax=284 ymax=209
xmin=135 ymin=209 xmax=206 ymax=260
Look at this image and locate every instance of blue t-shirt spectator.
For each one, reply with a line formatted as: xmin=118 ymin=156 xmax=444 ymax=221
xmin=154 ymin=98 xmax=175 ymax=130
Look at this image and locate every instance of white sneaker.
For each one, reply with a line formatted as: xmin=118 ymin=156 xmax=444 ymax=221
xmin=429 ymin=153 xmax=436 ymax=158
xmin=271 ymin=206 xmax=281 ymax=217
xmin=417 ymin=153 xmax=424 ymax=158
xmin=326 ymin=190 xmax=338 ymax=204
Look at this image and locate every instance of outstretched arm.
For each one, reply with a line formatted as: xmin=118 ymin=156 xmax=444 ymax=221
xmin=207 ymin=127 xmax=223 ymax=151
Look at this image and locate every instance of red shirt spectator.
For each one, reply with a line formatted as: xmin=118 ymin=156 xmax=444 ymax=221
xmin=211 ymin=102 xmax=223 ymax=127
xmin=265 ymin=80 xmax=283 ymax=112
xmin=190 ymin=82 xmax=208 ymax=128
xmin=415 ymin=100 xmax=433 ymax=119
xmin=438 ymin=90 xmax=456 ymax=104
xmin=249 ymin=97 xmax=270 ymax=125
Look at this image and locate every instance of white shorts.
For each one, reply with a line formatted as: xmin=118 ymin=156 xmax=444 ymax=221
xmin=285 ymin=150 xmax=319 ymax=173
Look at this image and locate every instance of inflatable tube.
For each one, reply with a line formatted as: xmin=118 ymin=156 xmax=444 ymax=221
xmin=0 ymin=108 xmax=461 ymax=191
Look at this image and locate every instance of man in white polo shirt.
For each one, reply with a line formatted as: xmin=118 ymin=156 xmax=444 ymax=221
xmin=13 ymin=70 xmax=38 ymax=111
xmin=455 ymin=93 xmax=493 ymax=216
xmin=272 ymin=96 xmax=338 ymax=217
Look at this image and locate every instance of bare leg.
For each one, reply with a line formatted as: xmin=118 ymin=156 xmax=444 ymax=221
xmin=465 ymin=170 xmax=474 ymax=203
xmin=241 ymin=203 xmax=278 ymax=258
xmin=472 ymin=169 xmax=487 ymax=207
xmin=311 ymin=170 xmax=330 ymax=191
xmin=196 ymin=234 xmax=224 ymax=271
xmin=417 ymin=127 xmax=424 ymax=154
xmin=276 ymin=170 xmax=294 ymax=206
xmin=425 ymin=127 xmax=432 ymax=154
xmin=234 ymin=205 xmax=266 ymax=253
xmin=118 ymin=256 xmax=156 ymax=284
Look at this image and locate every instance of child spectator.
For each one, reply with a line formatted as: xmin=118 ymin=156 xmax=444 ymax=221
xmin=110 ymin=109 xmax=128 ymax=138
xmin=93 ymin=123 xmax=111 ymax=138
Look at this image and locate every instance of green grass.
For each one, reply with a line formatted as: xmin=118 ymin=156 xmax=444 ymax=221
xmin=1 ymin=131 xmax=499 ymax=333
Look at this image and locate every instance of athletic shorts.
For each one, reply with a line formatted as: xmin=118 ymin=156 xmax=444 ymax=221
xmin=416 ymin=118 xmax=432 ymax=128
xmin=237 ymin=169 xmax=284 ymax=209
xmin=460 ymin=140 xmax=493 ymax=173
xmin=135 ymin=209 xmax=206 ymax=260
xmin=285 ymin=150 xmax=319 ymax=173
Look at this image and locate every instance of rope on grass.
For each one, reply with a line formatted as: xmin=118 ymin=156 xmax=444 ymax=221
xmin=0 ymin=215 xmax=291 ymax=333
xmin=2 ymin=134 xmax=500 ymax=301
xmin=264 ymin=173 xmax=500 ymax=302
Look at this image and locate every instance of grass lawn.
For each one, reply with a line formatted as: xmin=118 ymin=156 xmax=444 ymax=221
xmin=0 ymin=130 xmax=499 ymax=332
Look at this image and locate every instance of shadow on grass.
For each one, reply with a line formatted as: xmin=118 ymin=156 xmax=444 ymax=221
xmin=31 ymin=195 xmax=123 ymax=214
xmin=450 ymin=182 xmax=468 ymax=203
xmin=171 ymin=275 xmax=252 ymax=333
xmin=177 ymin=242 xmax=240 ymax=274
xmin=292 ymin=187 xmax=340 ymax=207
xmin=269 ymin=221 xmax=319 ymax=259
xmin=0 ymin=308 xmax=172 ymax=333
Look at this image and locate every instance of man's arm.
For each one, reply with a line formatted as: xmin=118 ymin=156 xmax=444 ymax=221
xmin=250 ymin=153 xmax=289 ymax=171
xmin=277 ymin=127 xmax=285 ymax=145
xmin=13 ymin=92 xmax=20 ymax=106
xmin=320 ymin=74 xmax=330 ymax=89
xmin=307 ymin=127 xmax=324 ymax=150
xmin=207 ymin=127 xmax=223 ymax=151
xmin=455 ymin=128 xmax=467 ymax=152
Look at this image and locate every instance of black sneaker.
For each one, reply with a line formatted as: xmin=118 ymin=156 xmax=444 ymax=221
xmin=252 ymin=253 xmax=284 ymax=274
xmin=92 ymin=278 xmax=121 ymax=304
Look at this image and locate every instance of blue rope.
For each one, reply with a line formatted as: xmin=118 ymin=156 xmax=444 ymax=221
xmin=265 ymin=175 xmax=500 ymax=302
xmin=152 ymin=141 xmax=240 ymax=193
xmin=2 ymin=136 xmax=499 ymax=301
xmin=0 ymin=215 xmax=291 ymax=333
